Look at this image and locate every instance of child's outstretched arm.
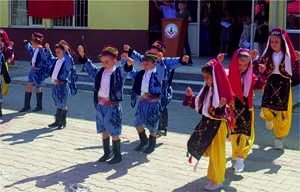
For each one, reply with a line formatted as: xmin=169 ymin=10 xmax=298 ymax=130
xmin=124 ymin=44 xmax=143 ymax=63
xmin=77 ymin=45 xmax=98 ymax=78
xmin=162 ymin=55 xmax=189 ymax=71
xmin=24 ymin=40 xmax=34 ymax=56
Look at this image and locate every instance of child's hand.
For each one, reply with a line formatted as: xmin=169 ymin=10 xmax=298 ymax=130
xmin=45 ymin=43 xmax=50 ymax=50
xmin=185 ymin=87 xmax=193 ymax=96
xmin=121 ymin=52 xmax=128 ymax=60
xmin=77 ymin=45 xmax=85 ymax=58
xmin=295 ymin=50 xmax=300 ymax=61
xmin=37 ymin=44 xmax=43 ymax=49
xmin=250 ymin=49 xmax=258 ymax=60
xmin=182 ymin=55 xmax=189 ymax=63
xmin=217 ymin=53 xmax=225 ymax=63
xmin=219 ymin=97 xmax=227 ymax=107
xmin=9 ymin=41 xmax=14 ymax=48
xmin=258 ymin=64 xmax=266 ymax=73
xmin=123 ymin=44 xmax=130 ymax=52
xmin=127 ymin=57 xmax=134 ymax=66
xmin=24 ymin=39 xmax=28 ymax=44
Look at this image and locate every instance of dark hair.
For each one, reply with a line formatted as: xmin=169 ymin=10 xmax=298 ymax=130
xmin=201 ymin=64 xmax=213 ymax=76
xmin=55 ymin=43 xmax=65 ymax=50
xmin=200 ymin=5 xmax=209 ymax=20
xmin=263 ymin=35 xmax=286 ymax=62
xmin=198 ymin=64 xmax=213 ymax=107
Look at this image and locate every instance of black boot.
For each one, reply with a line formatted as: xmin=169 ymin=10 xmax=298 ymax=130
xmin=48 ymin=108 xmax=62 ymax=128
xmin=98 ymin=138 xmax=113 ymax=162
xmin=32 ymin=92 xmax=43 ymax=112
xmin=0 ymin=102 xmax=2 ymax=117
xmin=57 ymin=109 xmax=67 ymax=129
xmin=134 ymin=130 xmax=148 ymax=151
xmin=157 ymin=108 xmax=168 ymax=136
xmin=19 ymin=92 xmax=32 ymax=112
xmin=143 ymin=135 xmax=156 ymax=154
xmin=108 ymin=139 xmax=122 ymax=164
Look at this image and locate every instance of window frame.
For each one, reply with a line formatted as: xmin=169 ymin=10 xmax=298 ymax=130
xmin=285 ymin=0 xmax=299 ymax=33
xmin=51 ymin=0 xmax=88 ymax=29
xmin=9 ymin=0 xmax=43 ymax=28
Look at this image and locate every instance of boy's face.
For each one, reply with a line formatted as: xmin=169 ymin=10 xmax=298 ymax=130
xmin=270 ymin=36 xmax=282 ymax=53
xmin=238 ymin=57 xmax=250 ymax=73
xmin=143 ymin=60 xmax=156 ymax=72
xmin=202 ymin=72 xmax=213 ymax=87
xmin=101 ymin=55 xmax=117 ymax=70
xmin=178 ymin=3 xmax=185 ymax=10
xmin=55 ymin=47 xmax=64 ymax=59
xmin=31 ymin=40 xmax=39 ymax=49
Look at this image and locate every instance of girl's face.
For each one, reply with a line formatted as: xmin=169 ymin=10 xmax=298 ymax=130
xmin=31 ymin=40 xmax=39 ymax=49
xmin=100 ymin=55 xmax=117 ymax=70
xmin=55 ymin=47 xmax=64 ymax=59
xmin=143 ymin=60 xmax=156 ymax=72
xmin=270 ymin=36 xmax=282 ymax=53
xmin=238 ymin=57 xmax=250 ymax=73
xmin=202 ymin=72 xmax=213 ymax=87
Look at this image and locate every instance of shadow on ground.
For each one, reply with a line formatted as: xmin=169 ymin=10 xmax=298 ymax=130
xmin=4 ymin=140 xmax=156 ymax=189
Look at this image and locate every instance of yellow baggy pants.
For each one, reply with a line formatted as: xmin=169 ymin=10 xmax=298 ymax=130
xmin=261 ymin=87 xmax=293 ymax=139
xmin=231 ymin=110 xmax=255 ymax=160
xmin=203 ymin=120 xmax=228 ymax=184
xmin=1 ymin=61 xmax=9 ymax=96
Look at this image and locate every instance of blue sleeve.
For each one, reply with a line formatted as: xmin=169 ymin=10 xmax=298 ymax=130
xmin=84 ymin=59 xmax=99 ymax=78
xmin=119 ymin=59 xmax=133 ymax=82
xmin=63 ymin=51 xmax=74 ymax=71
xmin=67 ymin=57 xmax=78 ymax=96
xmin=43 ymin=49 xmax=57 ymax=68
xmin=129 ymin=69 xmax=139 ymax=80
xmin=24 ymin=43 xmax=34 ymax=56
xmin=162 ymin=57 xmax=182 ymax=71
xmin=129 ymin=49 xmax=143 ymax=63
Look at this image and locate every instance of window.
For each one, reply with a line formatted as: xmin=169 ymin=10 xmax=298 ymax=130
xmin=286 ymin=0 xmax=300 ymax=30
xmin=53 ymin=0 xmax=88 ymax=27
xmin=10 ymin=0 xmax=42 ymax=26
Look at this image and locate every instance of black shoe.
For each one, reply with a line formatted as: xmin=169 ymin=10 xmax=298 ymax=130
xmin=143 ymin=135 xmax=156 ymax=154
xmin=98 ymin=138 xmax=113 ymax=162
xmin=134 ymin=130 xmax=148 ymax=151
xmin=19 ymin=92 xmax=32 ymax=112
xmin=108 ymin=139 xmax=122 ymax=164
xmin=32 ymin=92 xmax=43 ymax=112
xmin=48 ymin=108 xmax=62 ymax=128
xmin=157 ymin=129 xmax=167 ymax=137
xmin=0 ymin=103 xmax=2 ymax=117
xmin=57 ymin=109 xmax=67 ymax=129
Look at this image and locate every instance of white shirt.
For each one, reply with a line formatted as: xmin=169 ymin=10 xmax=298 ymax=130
xmin=51 ymin=57 xmax=65 ymax=81
xmin=141 ymin=68 xmax=155 ymax=95
xmin=272 ymin=51 xmax=283 ymax=74
xmin=202 ymin=87 xmax=213 ymax=117
xmin=31 ymin=48 xmax=39 ymax=67
xmin=98 ymin=66 xmax=116 ymax=99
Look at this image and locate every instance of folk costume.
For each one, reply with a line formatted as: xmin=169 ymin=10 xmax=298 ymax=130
xmin=130 ymin=51 xmax=168 ymax=154
xmin=45 ymin=40 xmax=78 ymax=129
xmin=128 ymin=40 xmax=186 ymax=136
xmin=182 ymin=59 xmax=234 ymax=188
xmin=228 ymin=49 xmax=264 ymax=172
xmin=257 ymin=28 xmax=297 ymax=149
xmin=78 ymin=45 xmax=133 ymax=164
xmin=0 ymin=29 xmax=14 ymax=97
xmin=20 ymin=32 xmax=50 ymax=112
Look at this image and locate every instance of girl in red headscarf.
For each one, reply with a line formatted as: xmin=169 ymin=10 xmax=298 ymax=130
xmin=183 ymin=58 xmax=234 ymax=191
xmin=0 ymin=29 xmax=14 ymax=98
xmin=228 ymin=48 xmax=265 ymax=172
xmin=256 ymin=28 xmax=300 ymax=149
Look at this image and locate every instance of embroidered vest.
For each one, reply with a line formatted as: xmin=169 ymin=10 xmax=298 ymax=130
xmin=93 ymin=67 xmax=123 ymax=106
xmin=132 ymin=70 xmax=161 ymax=97
xmin=49 ymin=60 xmax=66 ymax=81
xmin=263 ymin=56 xmax=291 ymax=78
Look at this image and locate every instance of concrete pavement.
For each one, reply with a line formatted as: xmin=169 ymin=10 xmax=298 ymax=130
xmin=0 ymin=83 xmax=299 ymax=192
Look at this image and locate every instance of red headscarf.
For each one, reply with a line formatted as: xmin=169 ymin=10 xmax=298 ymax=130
xmin=0 ymin=29 xmax=10 ymax=47
xmin=228 ymin=49 xmax=256 ymax=107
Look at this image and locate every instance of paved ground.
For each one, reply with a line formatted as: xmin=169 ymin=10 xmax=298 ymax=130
xmin=0 ymin=82 xmax=300 ymax=192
